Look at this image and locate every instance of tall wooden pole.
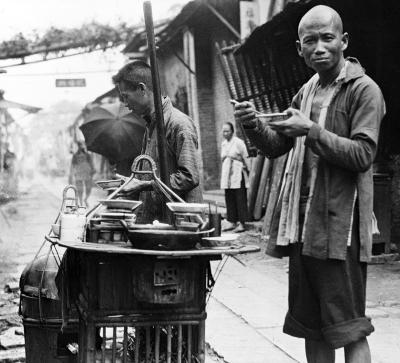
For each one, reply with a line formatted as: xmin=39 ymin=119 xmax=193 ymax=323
xmin=143 ymin=0 xmax=170 ymax=187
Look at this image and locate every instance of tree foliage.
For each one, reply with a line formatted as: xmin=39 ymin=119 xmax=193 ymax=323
xmin=0 ymin=22 xmax=139 ymax=60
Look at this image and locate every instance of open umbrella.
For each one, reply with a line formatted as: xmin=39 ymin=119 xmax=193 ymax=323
xmin=79 ymin=102 xmax=145 ymax=162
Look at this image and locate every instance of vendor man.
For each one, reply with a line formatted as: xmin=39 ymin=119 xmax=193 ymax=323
xmin=112 ymin=60 xmax=202 ymax=223
xmin=234 ymin=5 xmax=385 ymax=363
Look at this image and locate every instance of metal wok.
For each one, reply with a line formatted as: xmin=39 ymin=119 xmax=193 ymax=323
xmin=120 ymin=220 xmax=213 ymax=250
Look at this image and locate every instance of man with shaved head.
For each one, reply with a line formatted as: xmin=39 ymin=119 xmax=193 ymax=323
xmin=235 ymin=5 xmax=385 ymax=363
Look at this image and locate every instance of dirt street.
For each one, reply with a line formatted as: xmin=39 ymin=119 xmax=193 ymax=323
xmin=0 ymin=177 xmax=108 ymax=362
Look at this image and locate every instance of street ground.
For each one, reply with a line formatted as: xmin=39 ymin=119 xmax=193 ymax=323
xmin=0 ymin=176 xmax=400 ymax=362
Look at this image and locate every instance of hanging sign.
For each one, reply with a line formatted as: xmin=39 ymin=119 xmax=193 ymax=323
xmin=55 ymin=78 xmax=86 ymax=87
xmin=240 ymin=1 xmax=260 ymax=40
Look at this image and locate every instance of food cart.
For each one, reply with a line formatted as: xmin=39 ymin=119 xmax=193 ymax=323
xmin=21 ymin=154 xmax=259 ymax=363
xmin=53 ymin=238 xmax=257 ymax=362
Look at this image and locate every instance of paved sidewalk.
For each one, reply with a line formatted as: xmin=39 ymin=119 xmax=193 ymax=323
xmin=205 ymin=242 xmax=400 ymax=363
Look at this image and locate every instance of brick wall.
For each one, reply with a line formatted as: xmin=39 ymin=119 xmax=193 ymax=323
xmin=155 ymin=19 xmax=240 ymax=190
xmin=194 ymin=24 xmax=240 ymax=190
xmin=157 ymin=38 xmax=219 ymax=189
xmin=194 ymin=27 xmax=219 ymax=189
xmin=211 ymin=30 xmax=238 ymax=182
xmin=158 ymin=44 xmax=187 ymax=110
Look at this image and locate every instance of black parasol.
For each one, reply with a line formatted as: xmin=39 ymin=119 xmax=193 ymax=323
xmin=79 ymin=102 xmax=145 ymax=162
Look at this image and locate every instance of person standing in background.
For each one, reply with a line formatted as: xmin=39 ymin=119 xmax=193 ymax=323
xmin=220 ymin=122 xmax=250 ymax=233
xmin=3 ymin=142 xmax=18 ymax=197
xmin=69 ymin=140 xmax=95 ymax=206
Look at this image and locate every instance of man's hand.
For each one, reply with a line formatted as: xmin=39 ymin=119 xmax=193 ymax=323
xmin=268 ymin=108 xmax=313 ymax=137
xmin=119 ymin=178 xmax=153 ymax=196
xmin=233 ymin=101 xmax=257 ymax=129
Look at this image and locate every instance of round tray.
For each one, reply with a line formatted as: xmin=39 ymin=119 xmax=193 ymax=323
xmin=166 ymin=202 xmax=209 ymax=213
xmin=99 ymin=199 xmax=142 ymax=210
xmin=96 ymin=179 xmax=123 ymax=189
xmin=98 ymin=212 xmax=136 ymax=219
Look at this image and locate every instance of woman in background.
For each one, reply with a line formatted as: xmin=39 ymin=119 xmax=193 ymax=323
xmin=220 ymin=122 xmax=250 ymax=232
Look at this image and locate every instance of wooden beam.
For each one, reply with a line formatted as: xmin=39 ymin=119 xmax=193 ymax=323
xmin=204 ymin=3 xmax=241 ymax=40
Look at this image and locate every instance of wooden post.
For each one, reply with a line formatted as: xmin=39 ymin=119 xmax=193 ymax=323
xmin=197 ymin=320 xmax=206 ymax=363
xmin=143 ymin=0 xmax=170 ymax=187
xmin=0 ymin=110 xmax=4 ymax=173
xmin=183 ymin=27 xmax=204 ymax=183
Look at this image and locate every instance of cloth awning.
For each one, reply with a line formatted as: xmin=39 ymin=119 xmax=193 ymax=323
xmin=0 ymin=99 xmax=41 ymax=113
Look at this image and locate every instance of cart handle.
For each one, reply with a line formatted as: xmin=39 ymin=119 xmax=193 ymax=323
xmin=131 ymin=154 xmax=158 ymax=175
xmin=61 ymin=185 xmax=79 ymax=210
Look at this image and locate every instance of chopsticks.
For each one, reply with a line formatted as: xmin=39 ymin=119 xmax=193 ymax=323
xmin=255 ymin=112 xmax=288 ymax=118
xmin=230 ymin=99 xmax=287 ymax=118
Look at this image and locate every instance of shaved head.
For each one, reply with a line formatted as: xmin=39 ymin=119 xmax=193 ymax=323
xmin=298 ymin=5 xmax=343 ymax=38
xmin=295 ymin=5 xmax=348 ymax=82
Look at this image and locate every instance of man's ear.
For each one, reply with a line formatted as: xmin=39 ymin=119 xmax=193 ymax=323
xmin=341 ymin=32 xmax=349 ymax=52
xmin=296 ymin=40 xmax=303 ymax=57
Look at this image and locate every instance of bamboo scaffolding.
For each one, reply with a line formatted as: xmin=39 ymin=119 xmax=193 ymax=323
xmin=215 ymin=42 xmax=238 ymax=99
xmin=242 ymin=53 xmax=263 ymax=110
xmin=218 ymin=39 xmax=306 ymax=232
xmin=226 ymin=42 xmax=246 ymax=100
xmin=235 ymin=53 xmax=253 ymax=101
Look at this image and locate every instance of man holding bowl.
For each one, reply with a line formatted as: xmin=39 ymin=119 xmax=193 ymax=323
xmin=235 ymin=5 xmax=385 ymax=363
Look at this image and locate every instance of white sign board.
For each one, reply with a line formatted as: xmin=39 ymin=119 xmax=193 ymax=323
xmin=240 ymin=1 xmax=260 ymax=40
xmin=55 ymin=78 xmax=86 ymax=87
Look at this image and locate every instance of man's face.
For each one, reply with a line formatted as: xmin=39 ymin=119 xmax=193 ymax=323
xmin=117 ymin=80 xmax=151 ymax=116
xmin=297 ymin=18 xmax=348 ymax=74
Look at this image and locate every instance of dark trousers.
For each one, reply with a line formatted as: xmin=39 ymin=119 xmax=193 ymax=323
xmin=284 ymin=204 xmax=373 ymax=348
xmin=224 ymin=176 xmax=249 ymax=224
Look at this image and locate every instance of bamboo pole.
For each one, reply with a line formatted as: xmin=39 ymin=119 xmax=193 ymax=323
xmin=262 ymin=154 xmax=288 ymax=236
xmin=253 ymin=158 xmax=271 ymax=220
xmin=247 ymin=154 xmax=264 ymax=215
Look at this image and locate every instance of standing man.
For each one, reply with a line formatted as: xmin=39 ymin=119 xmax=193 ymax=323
xmin=69 ymin=140 xmax=95 ymax=207
xmin=235 ymin=5 xmax=385 ymax=363
xmin=112 ymin=60 xmax=202 ymax=223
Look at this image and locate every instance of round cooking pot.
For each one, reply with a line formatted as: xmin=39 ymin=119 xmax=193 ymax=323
xmin=120 ymin=220 xmax=213 ymax=250
xmin=127 ymin=229 xmax=213 ymax=250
